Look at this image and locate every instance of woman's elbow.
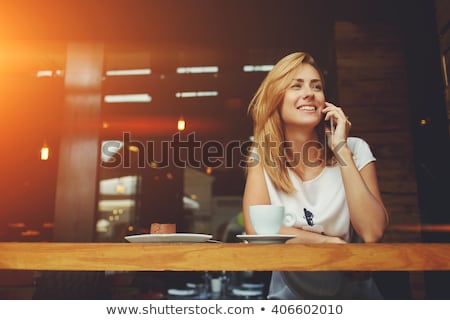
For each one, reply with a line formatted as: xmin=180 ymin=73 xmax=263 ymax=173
xmin=361 ymin=210 xmax=388 ymax=243
xmin=361 ymin=228 xmax=385 ymax=243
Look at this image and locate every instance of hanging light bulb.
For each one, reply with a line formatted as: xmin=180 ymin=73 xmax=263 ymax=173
xmin=40 ymin=141 xmax=50 ymax=160
xmin=115 ymin=177 xmax=125 ymax=194
xmin=177 ymin=116 xmax=186 ymax=131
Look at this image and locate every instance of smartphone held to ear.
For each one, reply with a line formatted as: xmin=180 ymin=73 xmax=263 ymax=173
xmin=322 ymin=113 xmax=330 ymax=128
xmin=322 ymin=113 xmax=334 ymax=138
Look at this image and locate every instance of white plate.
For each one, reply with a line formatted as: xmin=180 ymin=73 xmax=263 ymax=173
xmin=167 ymin=288 xmax=196 ymax=296
xmin=236 ymin=234 xmax=296 ymax=244
xmin=125 ymin=233 xmax=213 ymax=243
xmin=241 ymin=282 xmax=265 ymax=289
xmin=232 ymin=288 xmax=263 ymax=297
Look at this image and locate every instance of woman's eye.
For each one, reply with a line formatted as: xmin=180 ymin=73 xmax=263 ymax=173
xmin=291 ymin=83 xmax=301 ymax=89
xmin=312 ymin=84 xmax=322 ymax=91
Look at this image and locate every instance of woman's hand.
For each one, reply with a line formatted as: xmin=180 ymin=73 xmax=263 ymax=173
xmin=286 ymin=231 xmax=347 ymax=244
xmin=322 ymin=102 xmax=351 ymax=152
xmin=280 ymin=226 xmax=347 ymax=244
xmin=286 ymin=234 xmax=346 ymax=244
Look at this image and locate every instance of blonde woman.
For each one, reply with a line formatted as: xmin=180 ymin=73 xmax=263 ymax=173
xmin=243 ymin=52 xmax=388 ymax=299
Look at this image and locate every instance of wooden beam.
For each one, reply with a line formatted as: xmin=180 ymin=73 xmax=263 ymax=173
xmin=53 ymin=43 xmax=103 ymax=242
xmin=0 ymin=243 xmax=449 ymax=271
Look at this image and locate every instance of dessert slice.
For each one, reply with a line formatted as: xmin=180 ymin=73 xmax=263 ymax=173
xmin=150 ymin=223 xmax=176 ymax=234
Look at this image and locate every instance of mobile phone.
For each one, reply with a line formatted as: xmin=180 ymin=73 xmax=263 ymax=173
xmin=322 ymin=113 xmax=334 ymax=138
xmin=322 ymin=113 xmax=330 ymax=128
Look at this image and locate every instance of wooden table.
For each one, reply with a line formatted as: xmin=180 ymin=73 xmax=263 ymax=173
xmin=1 ymin=242 xmax=450 ymax=271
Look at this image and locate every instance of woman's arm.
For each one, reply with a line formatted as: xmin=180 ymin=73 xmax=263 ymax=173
xmin=323 ymin=103 xmax=388 ymax=243
xmin=338 ymin=148 xmax=388 ymax=242
xmin=279 ymin=225 xmax=346 ymax=244
xmin=242 ymin=160 xmax=271 ymax=234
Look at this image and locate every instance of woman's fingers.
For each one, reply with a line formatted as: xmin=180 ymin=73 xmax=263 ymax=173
xmin=322 ymin=102 xmax=351 ymax=150
xmin=323 ymin=102 xmax=347 ymax=122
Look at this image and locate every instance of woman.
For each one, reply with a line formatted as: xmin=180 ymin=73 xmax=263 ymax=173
xmin=242 ymin=52 xmax=388 ymax=299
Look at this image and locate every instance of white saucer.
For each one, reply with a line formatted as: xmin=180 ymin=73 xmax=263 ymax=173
xmin=236 ymin=234 xmax=296 ymax=244
xmin=241 ymin=282 xmax=265 ymax=289
xmin=125 ymin=233 xmax=213 ymax=243
xmin=232 ymin=288 xmax=263 ymax=297
xmin=167 ymin=288 xmax=196 ymax=296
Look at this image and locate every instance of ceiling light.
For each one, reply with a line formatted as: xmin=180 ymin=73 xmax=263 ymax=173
xmin=175 ymin=91 xmax=218 ymax=98
xmin=36 ymin=70 xmax=53 ymax=77
xmin=128 ymin=145 xmax=140 ymax=153
xmin=106 ymin=68 xmax=152 ymax=76
xmin=36 ymin=70 xmax=64 ymax=77
xmin=40 ymin=141 xmax=50 ymax=160
xmin=176 ymin=66 xmax=219 ymax=74
xmin=104 ymin=93 xmax=152 ymax=103
xmin=177 ymin=116 xmax=186 ymax=131
xmin=243 ymin=65 xmax=274 ymax=72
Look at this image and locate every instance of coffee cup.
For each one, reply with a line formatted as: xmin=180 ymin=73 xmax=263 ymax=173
xmin=248 ymin=204 xmax=296 ymax=234
xmin=210 ymin=278 xmax=221 ymax=293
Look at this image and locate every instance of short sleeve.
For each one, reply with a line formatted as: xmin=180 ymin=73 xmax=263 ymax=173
xmin=346 ymin=137 xmax=376 ymax=171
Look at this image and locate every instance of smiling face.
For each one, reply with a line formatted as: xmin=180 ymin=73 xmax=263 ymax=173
xmin=280 ymin=63 xmax=325 ymax=132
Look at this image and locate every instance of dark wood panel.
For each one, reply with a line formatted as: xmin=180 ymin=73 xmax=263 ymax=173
xmin=382 ymin=196 xmax=420 ymax=223
xmin=360 ymin=131 xmax=415 ymax=158
xmin=335 ymin=21 xmax=419 ymax=243
xmin=344 ymin=105 xmax=411 ymax=132
xmin=336 ymin=65 xmax=407 ymax=82
xmin=337 ymin=79 xmax=409 ymax=106
xmin=334 ymin=21 xmax=403 ymax=46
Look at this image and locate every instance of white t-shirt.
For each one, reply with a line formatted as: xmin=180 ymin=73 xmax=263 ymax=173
xmin=264 ymin=137 xmax=376 ymax=242
xmin=263 ymin=137 xmax=381 ymax=299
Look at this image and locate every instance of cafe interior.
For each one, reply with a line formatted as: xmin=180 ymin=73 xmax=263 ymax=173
xmin=0 ymin=0 xmax=449 ymax=299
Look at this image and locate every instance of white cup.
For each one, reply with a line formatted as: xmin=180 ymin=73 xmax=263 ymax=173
xmin=248 ymin=204 xmax=296 ymax=234
xmin=210 ymin=278 xmax=221 ymax=293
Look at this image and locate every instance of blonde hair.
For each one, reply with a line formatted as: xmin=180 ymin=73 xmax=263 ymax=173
xmin=248 ymin=52 xmax=332 ymax=193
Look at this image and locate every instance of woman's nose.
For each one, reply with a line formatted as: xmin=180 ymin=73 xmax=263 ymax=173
xmin=300 ymin=87 xmax=314 ymax=99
